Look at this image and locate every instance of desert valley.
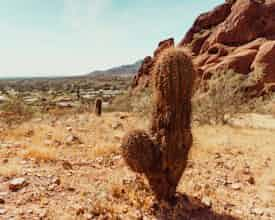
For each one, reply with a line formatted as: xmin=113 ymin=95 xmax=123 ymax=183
xmin=0 ymin=0 xmax=275 ymax=220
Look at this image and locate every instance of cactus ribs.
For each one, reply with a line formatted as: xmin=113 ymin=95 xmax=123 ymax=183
xmin=121 ymin=48 xmax=195 ymax=201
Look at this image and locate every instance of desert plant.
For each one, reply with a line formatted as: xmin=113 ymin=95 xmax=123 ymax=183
xmin=106 ymin=91 xmax=133 ymax=112
xmin=130 ymin=88 xmax=153 ymax=117
xmin=106 ymin=88 xmax=152 ymax=116
xmin=192 ymin=70 xmax=247 ymax=125
xmin=0 ymin=95 xmax=35 ymax=125
xmin=121 ymin=48 xmax=195 ymax=201
xmin=94 ymin=98 xmax=102 ymax=116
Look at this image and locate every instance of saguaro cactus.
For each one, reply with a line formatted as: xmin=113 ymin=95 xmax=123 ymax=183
xmin=94 ymin=98 xmax=102 ymax=116
xmin=121 ymin=48 xmax=195 ymax=200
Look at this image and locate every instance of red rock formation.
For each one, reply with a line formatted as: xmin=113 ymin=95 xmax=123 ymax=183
xmin=179 ymin=2 xmax=232 ymax=48
xmin=251 ymin=40 xmax=275 ymax=83
xmin=131 ymin=38 xmax=175 ymax=91
xmin=132 ymin=0 xmax=275 ymax=92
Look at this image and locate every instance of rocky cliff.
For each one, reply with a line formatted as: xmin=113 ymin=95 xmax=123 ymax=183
xmin=133 ymin=0 xmax=275 ymax=93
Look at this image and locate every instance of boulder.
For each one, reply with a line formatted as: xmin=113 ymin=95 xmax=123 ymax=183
xmin=201 ymin=0 xmax=275 ymax=52
xmin=179 ymin=2 xmax=232 ymax=46
xmin=251 ymin=40 xmax=275 ymax=83
xmin=204 ymin=49 xmax=258 ymax=76
xmin=9 ymin=178 xmax=28 ymax=192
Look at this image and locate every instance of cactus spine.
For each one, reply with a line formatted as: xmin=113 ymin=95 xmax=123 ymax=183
xmin=94 ymin=98 xmax=102 ymax=116
xmin=121 ymin=48 xmax=195 ymax=200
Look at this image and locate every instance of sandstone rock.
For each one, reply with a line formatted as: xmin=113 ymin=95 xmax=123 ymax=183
xmin=131 ymin=38 xmax=174 ymax=91
xmin=38 ymin=210 xmax=47 ymax=219
xmin=154 ymin=38 xmax=175 ymax=58
xmin=9 ymin=178 xmax=28 ymax=192
xmin=204 ymin=49 xmax=257 ymax=76
xmin=62 ymin=161 xmax=73 ymax=170
xmin=65 ymin=135 xmax=82 ymax=145
xmin=201 ymin=0 xmax=275 ymax=51
xmin=0 ymin=208 xmax=6 ymax=215
xmin=84 ymin=213 xmax=93 ymax=220
xmin=132 ymin=0 xmax=275 ymax=94
xmin=51 ymin=177 xmax=61 ymax=185
xmin=179 ymin=2 xmax=232 ymax=46
xmin=251 ymin=40 xmax=275 ymax=83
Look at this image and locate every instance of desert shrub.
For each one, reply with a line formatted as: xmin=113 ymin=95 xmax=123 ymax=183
xmin=0 ymin=95 xmax=35 ymax=125
xmin=130 ymin=88 xmax=153 ymax=117
xmin=247 ymin=92 xmax=275 ymax=115
xmin=192 ymin=70 xmax=248 ymax=125
xmin=106 ymin=91 xmax=132 ymax=112
xmin=107 ymin=88 xmax=152 ymax=117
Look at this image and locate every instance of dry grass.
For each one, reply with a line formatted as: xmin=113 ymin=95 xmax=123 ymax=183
xmin=0 ymin=95 xmax=35 ymax=125
xmin=22 ymin=146 xmax=58 ymax=162
xmin=0 ymin=111 xmax=274 ymax=219
xmin=88 ymin=144 xmax=120 ymax=160
xmin=0 ymin=162 xmax=21 ymax=178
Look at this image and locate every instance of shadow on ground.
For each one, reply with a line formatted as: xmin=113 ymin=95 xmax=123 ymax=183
xmin=153 ymin=193 xmax=239 ymax=220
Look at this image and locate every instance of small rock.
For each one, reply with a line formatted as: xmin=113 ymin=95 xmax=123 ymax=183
xmin=247 ymin=176 xmax=255 ymax=185
xmin=85 ymin=213 xmax=93 ymax=220
xmin=214 ymin=153 xmax=221 ymax=159
xmin=251 ymin=208 xmax=264 ymax=216
xmin=0 ymin=208 xmax=6 ymax=215
xmin=9 ymin=178 xmax=28 ymax=192
xmin=65 ymin=135 xmax=81 ymax=145
xmin=0 ymin=198 xmax=5 ymax=204
xmin=62 ymin=161 xmax=73 ymax=170
xmin=231 ymin=183 xmax=242 ymax=190
xmin=44 ymin=140 xmax=52 ymax=146
xmin=76 ymin=206 xmax=85 ymax=215
xmin=51 ymin=177 xmax=61 ymax=185
xmin=48 ymin=185 xmax=55 ymax=191
xmin=39 ymin=210 xmax=47 ymax=219
xmin=0 ymin=192 xmax=8 ymax=197
xmin=234 ymin=209 xmax=243 ymax=215
xmin=20 ymin=160 xmax=27 ymax=165
xmin=111 ymin=122 xmax=123 ymax=130
xmin=201 ymin=197 xmax=212 ymax=207
xmin=67 ymin=187 xmax=75 ymax=192
xmin=119 ymin=115 xmax=128 ymax=119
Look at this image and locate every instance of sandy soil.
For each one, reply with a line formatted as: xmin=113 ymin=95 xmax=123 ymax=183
xmin=0 ymin=112 xmax=274 ymax=220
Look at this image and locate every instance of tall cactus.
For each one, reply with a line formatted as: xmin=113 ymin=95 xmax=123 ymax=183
xmin=121 ymin=48 xmax=195 ymax=200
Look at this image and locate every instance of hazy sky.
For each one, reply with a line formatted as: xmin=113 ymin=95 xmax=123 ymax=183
xmin=0 ymin=0 xmax=224 ymax=77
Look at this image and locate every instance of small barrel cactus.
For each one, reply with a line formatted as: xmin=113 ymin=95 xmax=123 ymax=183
xmin=94 ymin=98 xmax=102 ymax=116
xmin=121 ymin=48 xmax=195 ymax=200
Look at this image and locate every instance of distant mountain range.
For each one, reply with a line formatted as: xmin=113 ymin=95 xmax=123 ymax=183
xmin=0 ymin=60 xmax=142 ymax=80
xmin=87 ymin=60 xmax=142 ymax=77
